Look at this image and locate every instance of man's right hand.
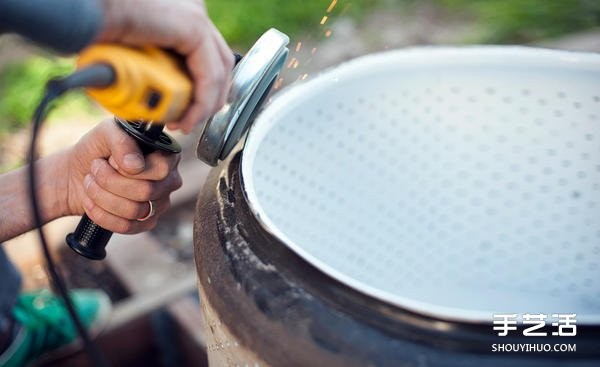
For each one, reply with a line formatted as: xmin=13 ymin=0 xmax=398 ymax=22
xmin=97 ymin=0 xmax=235 ymax=134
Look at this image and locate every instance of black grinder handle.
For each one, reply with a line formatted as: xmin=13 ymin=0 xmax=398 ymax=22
xmin=66 ymin=214 xmax=112 ymax=260
xmin=66 ymin=118 xmax=181 ymax=260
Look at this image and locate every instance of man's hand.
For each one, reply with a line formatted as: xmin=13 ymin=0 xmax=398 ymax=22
xmin=0 ymin=119 xmax=181 ymax=242
xmin=66 ymin=119 xmax=182 ymax=233
xmin=97 ymin=0 xmax=234 ymax=133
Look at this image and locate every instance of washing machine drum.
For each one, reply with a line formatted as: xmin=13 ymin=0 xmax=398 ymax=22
xmin=196 ymin=46 xmax=600 ymax=367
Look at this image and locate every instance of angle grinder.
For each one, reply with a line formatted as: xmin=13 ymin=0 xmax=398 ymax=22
xmin=65 ymin=28 xmax=289 ymax=259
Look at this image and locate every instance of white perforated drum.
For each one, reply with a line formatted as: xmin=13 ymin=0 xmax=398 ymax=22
xmin=195 ymin=47 xmax=600 ymax=366
xmin=242 ymin=46 xmax=600 ymax=323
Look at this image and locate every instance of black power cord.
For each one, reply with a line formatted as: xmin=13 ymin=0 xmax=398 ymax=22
xmin=28 ymin=65 xmax=114 ymax=367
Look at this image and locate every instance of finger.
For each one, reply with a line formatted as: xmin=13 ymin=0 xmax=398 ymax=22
xmin=91 ymin=159 xmax=182 ymax=202
xmin=166 ymin=121 xmax=179 ymax=131
xmin=96 ymin=120 xmax=145 ymax=175
xmin=83 ymin=174 xmax=170 ymax=220
xmin=82 ymin=193 xmax=168 ymax=234
xmin=176 ymin=103 xmax=207 ymax=134
xmin=173 ymin=36 xmax=233 ymax=134
xmin=107 ymin=151 xmax=181 ymax=181
xmin=208 ymin=22 xmax=235 ymax=107
xmin=210 ymin=22 xmax=235 ymax=71
xmin=178 ymin=38 xmax=227 ymax=133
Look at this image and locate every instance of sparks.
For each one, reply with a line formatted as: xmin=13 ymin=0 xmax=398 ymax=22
xmin=311 ymin=47 xmax=317 ymax=54
xmin=320 ymin=15 xmax=328 ymax=25
xmin=295 ymin=42 xmax=302 ymax=52
xmin=301 ymin=74 xmax=309 ymax=80
xmin=325 ymin=29 xmax=332 ymax=38
xmin=274 ymin=77 xmax=284 ymax=90
xmin=327 ymin=0 xmax=337 ymax=13
xmin=287 ymin=57 xmax=298 ymax=68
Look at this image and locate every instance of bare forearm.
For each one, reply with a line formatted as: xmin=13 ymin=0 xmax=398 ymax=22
xmin=0 ymin=151 xmax=70 ymax=242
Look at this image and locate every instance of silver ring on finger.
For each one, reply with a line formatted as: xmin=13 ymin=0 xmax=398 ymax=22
xmin=136 ymin=200 xmax=156 ymax=222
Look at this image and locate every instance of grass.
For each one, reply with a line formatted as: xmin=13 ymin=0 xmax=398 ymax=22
xmin=205 ymin=0 xmax=376 ymax=50
xmin=0 ymin=56 xmax=101 ymax=135
xmin=0 ymin=56 xmax=104 ymax=172
xmin=206 ymin=0 xmax=600 ymax=48
xmin=1 ymin=0 xmax=599 ymax=136
xmin=436 ymin=0 xmax=600 ymax=43
xmin=0 ymin=0 xmax=375 ymax=138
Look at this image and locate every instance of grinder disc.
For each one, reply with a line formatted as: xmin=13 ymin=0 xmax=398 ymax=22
xmin=196 ymin=28 xmax=289 ymax=166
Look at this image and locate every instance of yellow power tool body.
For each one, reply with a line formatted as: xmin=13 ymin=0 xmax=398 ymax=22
xmin=67 ymin=29 xmax=287 ymax=260
xmin=67 ymin=44 xmax=189 ymax=260
xmin=77 ymin=44 xmax=192 ymax=122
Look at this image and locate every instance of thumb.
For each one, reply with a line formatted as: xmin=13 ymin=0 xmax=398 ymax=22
xmin=100 ymin=122 xmax=145 ymax=175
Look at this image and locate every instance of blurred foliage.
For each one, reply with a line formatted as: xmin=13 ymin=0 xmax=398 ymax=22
xmin=205 ymin=0 xmax=377 ymax=49
xmin=0 ymin=56 xmax=98 ymax=135
xmin=0 ymin=1 xmax=373 ymax=135
xmin=1 ymin=0 xmax=599 ymax=136
xmin=206 ymin=0 xmax=600 ymax=47
xmin=436 ymin=0 xmax=600 ymax=43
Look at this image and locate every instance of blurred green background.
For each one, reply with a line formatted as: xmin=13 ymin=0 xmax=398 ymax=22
xmin=0 ymin=0 xmax=599 ymax=171
xmin=208 ymin=0 xmax=600 ymax=48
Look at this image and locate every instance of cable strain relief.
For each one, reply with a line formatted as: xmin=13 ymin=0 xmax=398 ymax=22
xmin=45 ymin=63 xmax=116 ymax=98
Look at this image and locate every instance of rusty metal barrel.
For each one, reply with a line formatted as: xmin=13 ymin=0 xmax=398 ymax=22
xmin=194 ymin=47 xmax=600 ymax=366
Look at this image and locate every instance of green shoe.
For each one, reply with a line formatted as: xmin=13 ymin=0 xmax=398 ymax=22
xmin=0 ymin=289 xmax=111 ymax=367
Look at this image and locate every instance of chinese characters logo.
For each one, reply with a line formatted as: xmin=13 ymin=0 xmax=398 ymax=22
xmin=493 ymin=313 xmax=577 ymax=337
